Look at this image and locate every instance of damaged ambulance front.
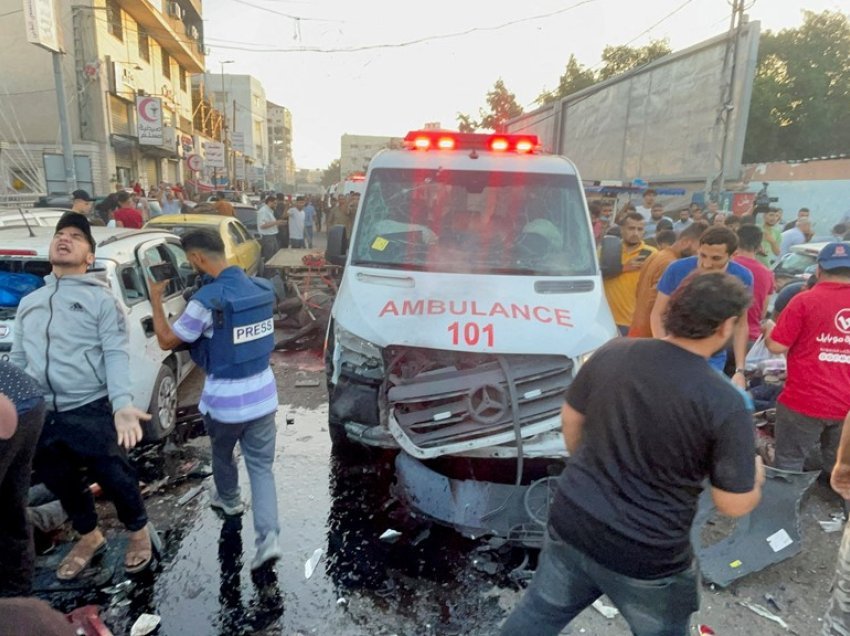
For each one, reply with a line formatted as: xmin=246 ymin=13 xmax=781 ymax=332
xmin=324 ymin=130 xmax=618 ymax=546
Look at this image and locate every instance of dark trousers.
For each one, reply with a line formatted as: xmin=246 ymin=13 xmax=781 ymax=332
xmin=34 ymin=397 xmax=147 ymax=535
xmin=774 ymin=403 xmax=844 ymax=472
xmin=500 ymin=526 xmax=699 ymax=636
xmin=261 ymin=235 xmax=279 ymax=261
xmin=0 ymin=400 xmax=45 ymax=597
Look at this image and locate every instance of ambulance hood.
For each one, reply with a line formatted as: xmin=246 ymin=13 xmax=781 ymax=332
xmin=333 ymin=266 xmax=615 ymax=356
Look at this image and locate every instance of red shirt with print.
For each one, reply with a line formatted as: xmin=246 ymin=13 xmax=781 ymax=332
xmin=113 ymin=207 xmax=143 ymax=229
xmin=771 ymin=281 xmax=850 ymax=419
xmin=734 ymin=254 xmax=775 ymax=340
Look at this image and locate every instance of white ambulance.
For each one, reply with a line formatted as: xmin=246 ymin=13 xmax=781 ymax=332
xmin=324 ymin=130 xmax=620 ymax=545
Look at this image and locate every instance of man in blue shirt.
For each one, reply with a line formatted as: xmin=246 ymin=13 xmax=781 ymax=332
xmin=303 ymin=199 xmax=316 ymax=249
xmin=650 ymin=226 xmax=753 ymax=388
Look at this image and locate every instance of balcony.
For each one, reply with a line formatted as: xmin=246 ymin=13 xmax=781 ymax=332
xmin=122 ymin=0 xmax=204 ymax=73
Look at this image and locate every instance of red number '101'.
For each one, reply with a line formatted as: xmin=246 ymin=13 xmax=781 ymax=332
xmin=448 ymin=321 xmax=495 ymax=347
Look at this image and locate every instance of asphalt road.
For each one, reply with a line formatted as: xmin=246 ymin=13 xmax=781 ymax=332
xmin=33 ymin=349 xmax=846 ymax=636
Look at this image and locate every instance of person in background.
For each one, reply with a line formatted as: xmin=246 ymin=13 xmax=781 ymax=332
xmin=821 ymin=410 xmax=850 ymax=634
xmin=783 ymin=207 xmax=811 ymax=232
xmin=758 ymin=207 xmax=782 ymax=267
xmin=712 ymin=212 xmax=727 ymax=226
xmin=644 ymin=203 xmax=666 ymax=239
xmin=303 ymin=198 xmax=316 ymax=249
xmin=763 ymin=242 xmax=850 ymax=473
xmin=602 ymin=212 xmax=655 ymax=336
xmin=274 ymin=193 xmax=290 ymax=249
xmin=725 ymin=214 xmax=742 ymax=234
xmin=691 ymin=204 xmax=706 ymax=224
xmin=113 ymin=191 xmax=143 ymax=229
xmin=651 ymin=228 xmax=676 ymax=250
xmin=288 ymin=196 xmax=307 ymax=249
xmin=257 ymin=196 xmax=283 ymax=261
xmin=832 ymin=223 xmax=847 ymax=241
xmin=160 ymin=188 xmax=182 ymax=215
xmin=629 ymin=221 xmax=706 ymax=338
xmin=70 ymin=190 xmax=104 ymax=227
xmin=672 ymin=209 xmax=693 ymax=234
xmin=211 ymin=196 xmax=235 ymax=217
xmin=732 ymin=225 xmax=775 ymax=345
xmin=650 ymin=226 xmax=753 ymax=386
xmin=634 ymin=188 xmax=656 ymax=222
xmin=781 ymin=218 xmax=813 ymax=256
xmin=0 ymin=363 xmax=45 ymax=597
xmin=499 ymin=272 xmax=762 ymax=636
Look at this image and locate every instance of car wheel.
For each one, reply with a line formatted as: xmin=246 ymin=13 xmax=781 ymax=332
xmin=144 ymin=364 xmax=178 ymax=442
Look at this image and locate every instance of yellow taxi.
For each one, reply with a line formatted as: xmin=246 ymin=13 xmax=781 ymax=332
xmin=144 ymin=214 xmax=263 ymax=275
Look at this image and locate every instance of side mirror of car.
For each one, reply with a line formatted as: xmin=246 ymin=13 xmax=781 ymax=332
xmin=326 ymin=225 xmax=348 ymax=266
xmin=599 ymin=235 xmax=623 ymax=278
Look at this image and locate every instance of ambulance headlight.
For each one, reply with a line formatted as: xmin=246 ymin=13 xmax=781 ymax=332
xmin=574 ymin=348 xmax=598 ymax=373
xmin=335 ymin=323 xmax=383 ymax=366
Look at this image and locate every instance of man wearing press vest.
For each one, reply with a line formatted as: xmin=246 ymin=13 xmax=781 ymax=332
xmin=148 ymin=229 xmax=283 ymax=571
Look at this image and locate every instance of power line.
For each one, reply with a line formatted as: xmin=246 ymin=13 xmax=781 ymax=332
xmin=206 ymin=0 xmax=599 ymax=53
xmin=230 ymin=0 xmax=341 ymax=22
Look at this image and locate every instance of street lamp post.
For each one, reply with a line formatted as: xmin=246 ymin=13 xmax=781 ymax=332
xmin=219 ymin=60 xmax=234 ymax=187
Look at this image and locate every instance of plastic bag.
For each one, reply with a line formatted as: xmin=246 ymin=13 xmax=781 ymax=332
xmin=745 ymin=335 xmax=785 ymax=372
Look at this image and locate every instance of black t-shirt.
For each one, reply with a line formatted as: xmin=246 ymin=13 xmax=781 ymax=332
xmin=550 ymin=338 xmax=755 ymax=578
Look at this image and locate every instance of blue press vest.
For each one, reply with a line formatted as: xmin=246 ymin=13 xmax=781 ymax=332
xmin=189 ymin=267 xmax=275 ymax=379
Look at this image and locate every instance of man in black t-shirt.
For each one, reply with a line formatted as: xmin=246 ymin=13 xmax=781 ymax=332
xmin=500 ymin=272 xmax=764 ymax=636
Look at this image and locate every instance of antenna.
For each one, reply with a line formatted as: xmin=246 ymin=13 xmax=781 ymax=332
xmin=17 ymin=207 xmax=35 ymax=238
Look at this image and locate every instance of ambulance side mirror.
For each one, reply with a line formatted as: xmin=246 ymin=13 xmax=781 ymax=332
xmin=326 ymin=225 xmax=348 ymax=266
xmin=599 ymin=235 xmax=623 ymax=278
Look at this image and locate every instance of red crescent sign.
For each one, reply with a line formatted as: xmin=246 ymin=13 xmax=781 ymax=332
xmin=138 ymin=97 xmax=158 ymax=123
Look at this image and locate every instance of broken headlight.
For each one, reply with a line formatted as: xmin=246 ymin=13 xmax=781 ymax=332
xmin=333 ymin=323 xmax=384 ymax=381
xmin=574 ymin=348 xmax=598 ymax=373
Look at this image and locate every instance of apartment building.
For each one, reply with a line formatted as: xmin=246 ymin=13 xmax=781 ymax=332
xmin=266 ymin=101 xmax=295 ymax=192
xmin=340 ymin=134 xmax=403 ymax=177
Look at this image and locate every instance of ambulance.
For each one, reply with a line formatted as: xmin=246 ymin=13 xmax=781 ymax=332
xmin=324 ymin=129 xmax=620 ymax=545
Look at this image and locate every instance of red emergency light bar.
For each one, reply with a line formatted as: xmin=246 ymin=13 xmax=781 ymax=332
xmin=0 ymin=249 xmax=37 ymax=256
xmin=403 ymin=130 xmax=539 ymax=154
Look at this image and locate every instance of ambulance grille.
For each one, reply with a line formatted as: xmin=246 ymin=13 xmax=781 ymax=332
xmin=387 ymin=352 xmax=572 ymax=450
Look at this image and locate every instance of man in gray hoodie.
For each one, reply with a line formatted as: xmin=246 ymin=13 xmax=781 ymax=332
xmin=11 ymin=214 xmax=153 ymax=581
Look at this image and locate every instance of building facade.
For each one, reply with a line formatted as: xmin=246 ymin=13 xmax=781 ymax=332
xmin=266 ymin=101 xmax=295 ymax=193
xmin=0 ymin=0 xmax=206 ymax=197
xmin=340 ymin=134 xmax=403 ymax=177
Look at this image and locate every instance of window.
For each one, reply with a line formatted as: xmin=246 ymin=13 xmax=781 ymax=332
xmin=118 ymin=265 xmax=147 ymax=304
xmin=138 ymin=29 xmax=150 ymax=62
xmin=161 ymin=50 xmax=171 ymax=79
xmin=179 ymin=66 xmax=187 ymax=92
xmin=141 ymin=243 xmax=186 ymax=297
xmin=106 ymin=0 xmax=123 ymax=41
xmin=227 ymin=222 xmax=244 ymax=245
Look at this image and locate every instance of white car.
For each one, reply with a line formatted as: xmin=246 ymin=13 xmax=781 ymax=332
xmin=0 ymin=225 xmax=195 ymax=441
xmin=0 ymin=208 xmax=69 ymax=228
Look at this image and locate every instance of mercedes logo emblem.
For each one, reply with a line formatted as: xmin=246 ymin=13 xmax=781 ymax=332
xmin=466 ymin=383 xmax=509 ymax=425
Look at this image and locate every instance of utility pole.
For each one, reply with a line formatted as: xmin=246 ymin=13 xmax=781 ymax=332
xmin=219 ymin=61 xmax=234 ymax=187
xmin=52 ymin=52 xmax=78 ymax=193
xmin=713 ymin=0 xmax=745 ymax=202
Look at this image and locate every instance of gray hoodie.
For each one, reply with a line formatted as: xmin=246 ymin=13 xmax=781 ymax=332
xmin=11 ymin=272 xmax=133 ymax=413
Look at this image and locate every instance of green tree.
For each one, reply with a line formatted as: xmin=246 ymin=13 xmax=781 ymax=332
xmin=321 ymin=158 xmax=340 ymax=187
xmin=456 ymin=78 xmax=524 ymax=132
xmin=536 ymin=54 xmax=597 ymax=105
xmin=597 ymin=39 xmax=671 ymax=81
xmin=744 ymin=10 xmax=850 ymax=162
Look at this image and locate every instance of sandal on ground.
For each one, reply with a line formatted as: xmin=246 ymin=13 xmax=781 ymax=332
xmin=125 ymin=524 xmax=162 ymax=574
xmin=56 ymin=538 xmax=107 ymax=581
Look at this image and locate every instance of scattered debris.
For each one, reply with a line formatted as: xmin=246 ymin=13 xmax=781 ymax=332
xmin=286 ymin=414 xmax=295 ymax=426
xmin=819 ymin=513 xmax=845 ymax=533
xmin=738 ymin=600 xmax=791 ymax=631
xmin=102 ymin=580 xmax=134 ymax=596
xmin=130 ymin=613 xmax=161 ymax=636
xmin=411 ymin=527 xmax=431 ymax=546
xmin=471 ymin=555 xmax=499 ymax=575
xmin=697 ymin=626 xmax=716 ymax=635
xmin=336 ymin=597 xmax=348 ymax=607
xmin=764 ymin=592 xmax=784 ymax=613
xmin=591 ymin=598 xmax=619 ymax=619
xmin=379 ymin=529 xmax=402 ymax=543
xmin=140 ymin=478 xmax=169 ymax=497
xmin=66 ymin=605 xmax=113 ymax=636
xmin=294 ymin=379 xmax=320 ymax=388
xmin=305 ymin=548 xmax=323 ymax=579
xmin=177 ymin=485 xmax=203 ymax=506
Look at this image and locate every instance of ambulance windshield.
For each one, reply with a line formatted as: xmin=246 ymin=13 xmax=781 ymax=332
xmin=351 ymin=168 xmax=595 ymax=276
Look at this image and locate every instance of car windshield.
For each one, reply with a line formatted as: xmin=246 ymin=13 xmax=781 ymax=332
xmin=151 ymin=224 xmax=213 ymax=237
xmin=350 ymin=168 xmax=594 ymax=276
xmin=775 ymin=251 xmax=817 ymax=276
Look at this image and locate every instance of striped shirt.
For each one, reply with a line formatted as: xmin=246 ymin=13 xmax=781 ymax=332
xmin=173 ymin=299 xmax=278 ymax=423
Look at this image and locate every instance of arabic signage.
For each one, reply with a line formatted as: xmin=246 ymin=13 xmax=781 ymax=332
xmin=204 ymin=141 xmax=226 ymax=169
xmin=24 ymin=0 xmax=61 ymax=53
xmin=235 ymin=155 xmax=246 ymax=180
xmin=136 ymin=96 xmax=163 ymax=145
xmin=231 ymin=131 xmax=245 ymax=154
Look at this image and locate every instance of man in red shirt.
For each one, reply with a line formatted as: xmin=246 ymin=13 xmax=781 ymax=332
xmin=764 ymin=242 xmax=850 ymax=472
xmin=733 ymin=224 xmax=775 ymax=343
xmin=113 ymin=191 xmax=143 ymax=229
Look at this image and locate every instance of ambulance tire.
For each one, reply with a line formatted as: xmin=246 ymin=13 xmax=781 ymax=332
xmin=144 ymin=365 xmax=178 ymax=442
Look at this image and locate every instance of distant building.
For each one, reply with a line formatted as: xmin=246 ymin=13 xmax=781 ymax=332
xmin=266 ymin=101 xmax=295 ymax=192
xmin=0 ymin=0 xmax=206 ymax=195
xmin=194 ymin=73 xmax=268 ymax=190
xmin=295 ymin=168 xmax=324 ymax=196
xmin=340 ymin=134 xmax=403 ymax=177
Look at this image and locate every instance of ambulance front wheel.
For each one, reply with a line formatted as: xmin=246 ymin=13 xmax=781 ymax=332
xmin=144 ymin=364 xmax=178 ymax=442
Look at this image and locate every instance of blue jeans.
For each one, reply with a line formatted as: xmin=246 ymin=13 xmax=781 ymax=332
xmin=499 ymin=526 xmax=699 ymax=636
xmin=304 ymin=225 xmax=313 ymax=249
xmin=204 ymin=411 xmax=280 ymax=544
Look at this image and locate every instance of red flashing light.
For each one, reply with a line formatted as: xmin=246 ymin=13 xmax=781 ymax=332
xmin=0 ymin=249 xmax=37 ymax=256
xmin=403 ymin=130 xmax=540 ymax=153
xmin=490 ymin=137 xmax=509 ymax=152
xmin=349 ymin=173 xmax=366 ymax=181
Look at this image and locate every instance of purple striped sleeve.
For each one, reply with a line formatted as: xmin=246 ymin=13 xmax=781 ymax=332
xmin=172 ymin=300 xmax=212 ymax=342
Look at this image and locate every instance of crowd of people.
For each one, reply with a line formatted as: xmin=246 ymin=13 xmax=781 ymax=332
xmin=502 ymin=191 xmax=850 ymax=634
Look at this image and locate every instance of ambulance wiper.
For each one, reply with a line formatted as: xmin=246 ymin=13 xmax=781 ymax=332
xmin=351 ymin=260 xmax=430 ymax=272
xmin=476 ymin=266 xmax=545 ymax=275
